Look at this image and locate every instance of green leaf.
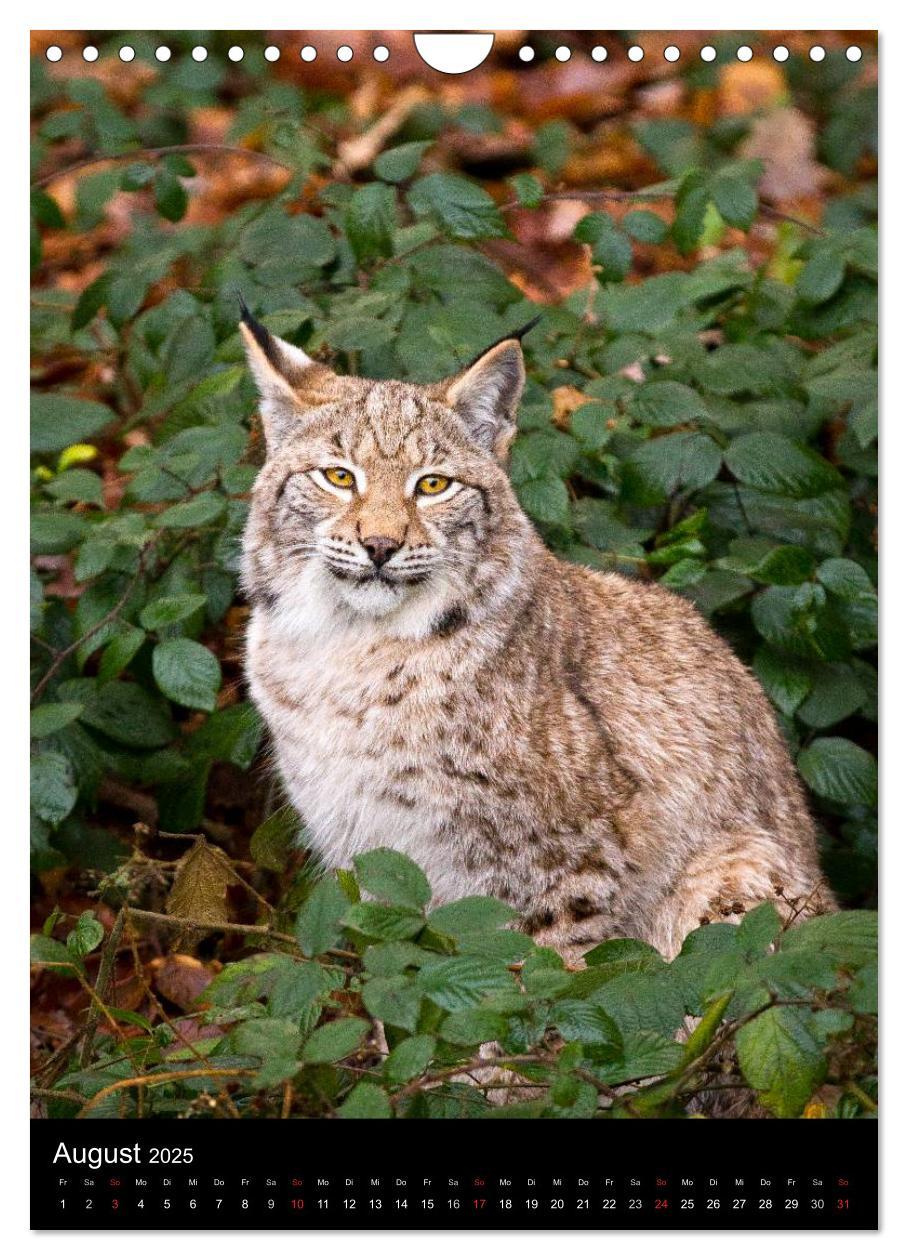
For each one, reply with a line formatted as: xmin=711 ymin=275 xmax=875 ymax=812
xmin=796 ymin=251 xmax=847 ymax=304
xmin=361 ymin=975 xmax=421 ymax=1032
xmin=30 ymin=751 xmax=77 ymax=826
xmin=383 ymin=1033 xmax=436 ymax=1083
xmin=97 ymin=626 xmax=146 ymax=683
xmin=797 ymin=663 xmax=867 ymax=728
xmin=627 ymin=381 xmax=708 ymax=426
xmin=80 ymin=681 xmax=176 ymax=748
xmin=300 ymin=1016 xmax=369 ymax=1064
xmin=46 ymin=468 xmax=104 ymax=507
xmin=140 ymin=594 xmax=207 ymax=630
xmin=30 ymin=702 xmax=84 ymax=739
xmin=439 ymin=1008 xmax=509 ymax=1046
xmin=295 ymin=876 xmax=350 ymax=955
xmin=345 ymin=182 xmax=396 ymax=262
xmin=508 ymin=172 xmax=544 ymax=208
xmin=352 ymin=847 xmax=432 ymax=910
xmin=574 ymin=213 xmax=632 ymax=281
xmin=515 ymin=474 xmax=570 ymax=526
xmin=338 ymin=1082 xmax=393 ymax=1118
xmin=31 ymin=394 xmax=116 ymax=453
xmin=624 ymin=432 xmax=722 ymax=501
xmin=374 ymin=141 xmax=431 ymax=183
xmin=724 ymin=433 xmax=844 ymax=496
xmin=622 ymin=210 xmax=668 ymax=243
xmin=752 ymin=647 xmax=813 ymax=717
xmin=250 ymin=806 xmax=299 ymax=873
xmin=407 ymin=173 xmax=506 ymax=240
xmin=416 ymin=955 xmax=517 ymax=1012
xmin=797 ymin=738 xmax=877 ymax=806
xmin=153 ymin=168 xmax=188 ymax=222
xmin=67 ymin=910 xmax=104 ymax=958
xmin=342 ymin=903 xmax=425 ymax=941
xmin=152 ymin=639 xmax=222 ymax=711
xmin=427 ymin=896 xmax=513 ymax=937
xmin=736 ymin=903 xmax=781 ymax=957
xmin=735 ymin=1006 xmax=825 ymax=1117
xmin=155 ymin=492 xmax=226 ymax=529
xmin=711 ymin=174 xmax=758 ymax=230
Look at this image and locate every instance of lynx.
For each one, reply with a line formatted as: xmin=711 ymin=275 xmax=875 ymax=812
xmin=240 ymin=308 xmax=834 ymax=961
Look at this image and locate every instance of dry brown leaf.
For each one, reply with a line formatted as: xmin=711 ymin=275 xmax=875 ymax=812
xmin=152 ymin=954 xmax=218 ymax=1012
xmin=552 ymin=385 xmax=593 ymax=428
xmin=717 ymin=61 xmax=787 ymax=116
xmin=166 ymin=837 xmax=237 ymax=925
xmin=740 ymin=106 xmax=828 ymax=203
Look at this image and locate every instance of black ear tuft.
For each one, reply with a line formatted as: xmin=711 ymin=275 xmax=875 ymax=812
xmin=237 ymin=292 xmax=277 ymax=362
xmin=464 ymin=313 xmax=543 ymax=369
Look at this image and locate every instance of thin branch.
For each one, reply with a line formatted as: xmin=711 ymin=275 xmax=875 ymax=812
xmin=79 ymin=907 xmax=126 ymax=1068
xmin=30 ymin=531 xmax=163 ymax=703
xmin=32 ymin=144 xmax=292 ymax=190
xmin=77 ymin=1067 xmax=259 ymax=1118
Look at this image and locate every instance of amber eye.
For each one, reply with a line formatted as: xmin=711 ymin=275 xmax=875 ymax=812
xmin=415 ymin=474 xmax=451 ymax=497
xmin=324 ymin=467 xmax=355 ymax=489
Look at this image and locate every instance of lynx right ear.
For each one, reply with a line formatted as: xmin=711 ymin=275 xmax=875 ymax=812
xmin=239 ymin=300 xmax=337 ymax=448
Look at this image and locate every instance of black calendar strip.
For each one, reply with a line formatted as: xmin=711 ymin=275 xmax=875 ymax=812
xmin=31 ymin=1118 xmax=877 ymax=1230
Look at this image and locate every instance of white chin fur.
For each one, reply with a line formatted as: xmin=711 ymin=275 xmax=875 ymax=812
xmin=336 ymin=577 xmax=407 ymax=617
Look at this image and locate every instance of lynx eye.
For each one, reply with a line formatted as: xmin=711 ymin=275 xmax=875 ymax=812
xmin=415 ymin=474 xmax=451 ymax=496
xmin=323 ymin=467 xmax=355 ymax=488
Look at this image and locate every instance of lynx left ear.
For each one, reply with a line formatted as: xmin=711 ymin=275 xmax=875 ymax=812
xmin=239 ymin=298 xmax=337 ymax=448
xmin=445 ymin=318 xmax=539 ymax=463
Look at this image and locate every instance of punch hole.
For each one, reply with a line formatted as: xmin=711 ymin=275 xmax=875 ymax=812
xmin=45 ymin=46 xmax=62 ymax=62
xmin=373 ymin=46 xmax=390 ymax=62
xmin=591 ymin=46 xmax=607 ymax=62
xmin=413 ymin=33 xmax=495 ymax=73
xmin=737 ymin=46 xmax=753 ymax=62
xmin=518 ymin=46 xmax=534 ymax=62
xmin=628 ymin=46 xmax=644 ymax=62
xmin=301 ymin=46 xmax=317 ymax=62
xmin=700 ymin=46 xmax=717 ymax=62
xmin=82 ymin=46 xmax=99 ymax=63
xmin=119 ymin=46 xmax=136 ymax=62
xmin=773 ymin=46 xmax=790 ymax=62
xmin=228 ymin=47 xmax=244 ymax=63
xmin=264 ymin=46 xmax=280 ymax=62
xmin=846 ymin=45 xmax=863 ymax=62
xmin=337 ymin=46 xmax=353 ymax=62
xmin=155 ymin=46 xmax=171 ymax=62
xmin=555 ymin=46 xmax=571 ymax=62
xmin=809 ymin=46 xmax=826 ymax=62
xmin=192 ymin=47 xmax=208 ymax=62
xmin=664 ymin=46 xmax=680 ymax=62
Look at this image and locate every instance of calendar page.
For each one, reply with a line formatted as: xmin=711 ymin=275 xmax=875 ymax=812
xmin=29 ymin=27 xmax=878 ymax=1233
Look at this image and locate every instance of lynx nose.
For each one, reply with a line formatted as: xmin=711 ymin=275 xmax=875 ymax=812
xmin=362 ymin=535 xmax=401 ymax=569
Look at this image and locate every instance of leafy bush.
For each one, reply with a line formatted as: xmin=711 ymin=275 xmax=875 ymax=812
xmin=31 ymin=844 xmax=877 ymax=1119
xmin=30 ymin=34 xmax=877 ymax=1115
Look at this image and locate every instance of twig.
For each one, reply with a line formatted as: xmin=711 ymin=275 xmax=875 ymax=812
xmin=125 ymin=905 xmax=355 ymax=963
xmin=77 ymin=1067 xmax=259 ymax=1118
xmin=498 ymin=188 xmax=824 ymax=237
xmin=80 ymin=907 xmax=126 ymax=1067
xmin=32 ymin=144 xmax=291 ymax=190
xmin=31 ymin=531 xmax=163 ymax=703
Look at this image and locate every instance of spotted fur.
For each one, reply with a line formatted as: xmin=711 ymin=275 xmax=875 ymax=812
xmin=240 ymin=323 xmax=835 ymax=960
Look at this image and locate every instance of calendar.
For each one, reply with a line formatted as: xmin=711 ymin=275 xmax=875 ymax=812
xmin=30 ymin=25 xmax=879 ymax=1239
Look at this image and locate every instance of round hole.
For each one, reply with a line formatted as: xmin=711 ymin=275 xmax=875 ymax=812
xmin=373 ymin=45 xmax=390 ymax=62
xmin=155 ymin=46 xmax=172 ymax=62
xmin=773 ymin=45 xmax=790 ymax=63
xmin=191 ymin=46 xmax=208 ymax=62
xmin=228 ymin=46 xmax=244 ymax=62
xmin=628 ymin=45 xmax=644 ymax=62
xmin=555 ymin=45 xmax=571 ymax=62
xmin=700 ymin=45 xmax=717 ymax=62
xmin=264 ymin=45 xmax=280 ymax=62
xmin=809 ymin=45 xmax=826 ymax=62
xmin=119 ymin=46 xmax=136 ymax=63
xmin=664 ymin=45 xmax=680 ymax=62
xmin=846 ymin=45 xmax=863 ymax=62
xmin=82 ymin=46 xmax=99 ymax=63
xmin=337 ymin=45 xmax=353 ymax=62
xmin=737 ymin=46 xmax=753 ymax=62
xmin=591 ymin=46 xmax=607 ymax=63
xmin=45 ymin=45 xmax=62 ymax=62
xmin=518 ymin=45 xmax=535 ymax=63
xmin=301 ymin=45 xmax=317 ymax=62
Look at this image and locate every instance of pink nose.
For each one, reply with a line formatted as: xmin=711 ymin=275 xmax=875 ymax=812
xmin=362 ymin=535 xmax=401 ymax=568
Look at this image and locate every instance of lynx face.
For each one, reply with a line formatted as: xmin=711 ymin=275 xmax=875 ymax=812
xmin=240 ymin=311 xmax=534 ymax=622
